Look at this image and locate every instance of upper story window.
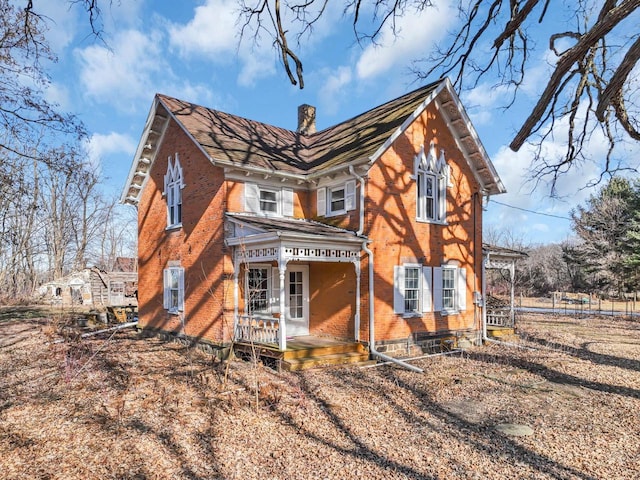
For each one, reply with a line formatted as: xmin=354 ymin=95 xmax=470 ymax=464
xmin=317 ymin=180 xmax=356 ymax=217
xmin=245 ymin=183 xmax=294 ymax=217
xmin=415 ymin=143 xmax=449 ymax=223
xmin=164 ymin=154 xmax=185 ymax=229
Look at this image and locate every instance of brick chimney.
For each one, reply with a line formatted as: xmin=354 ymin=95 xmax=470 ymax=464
xmin=297 ymin=104 xmax=316 ymax=135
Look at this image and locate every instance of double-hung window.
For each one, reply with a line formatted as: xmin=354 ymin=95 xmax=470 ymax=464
xmin=317 ymin=180 xmax=356 ymax=217
xmin=245 ymin=183 xmax=294 ymax=217
xmin=404 ymin=267 xmax=421 ymax=314
xmin=164 ymin=154 xmax=185 ymax=229
xmin=394 ymin=264 xmax=467 ymax=316
xmin=259 ymin=189 xmax=279 ymax=214
xmin=394 ymin=264 xmax=432 ymax=316
xmin=245 ymin=265 xmax=279 ymax=315
xmin=247 ymin=267 xmax=270 ymax=314
xmin=441 ymin=267 xmax=457 ymax=310
xmin=163 ymin=266 xmax=185 ymax=314
xmin=415 ymin=143 xmax=448 ymax=223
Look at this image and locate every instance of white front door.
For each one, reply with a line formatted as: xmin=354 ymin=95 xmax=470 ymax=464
xmin=285 ymin=265 xmax=309 ymax=337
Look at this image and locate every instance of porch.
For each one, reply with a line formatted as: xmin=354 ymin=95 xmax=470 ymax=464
xmin=234 ymin=333 xmax=371 ymax=371
xmin=226 ymin=213 xmax=367 ymax=353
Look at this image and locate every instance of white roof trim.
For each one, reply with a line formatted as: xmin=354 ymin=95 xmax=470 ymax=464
xmin=368 ymin=80 xmax=448 ymax=165
xmin=367 ymin=78 xmax=505 ymax=196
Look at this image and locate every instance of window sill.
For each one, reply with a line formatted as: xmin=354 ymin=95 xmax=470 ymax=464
xmin=326 ymin=209 xmax=347 ymax=217
xmin=401 ymin=313 xmax=423 ymax=319
xmin=166 ymin=223 xmax=183 ymax=231
xmin=440 ymin=309 xmax=459 ymax=316
xmin=416 ymin=218 xmax=447 ymax=225
xmin=167 ymin=308 xmax=182 ymax=315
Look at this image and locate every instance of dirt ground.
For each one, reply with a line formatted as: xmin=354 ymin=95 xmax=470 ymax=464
xmin=1 ymin=307 xmax=639 ymax=480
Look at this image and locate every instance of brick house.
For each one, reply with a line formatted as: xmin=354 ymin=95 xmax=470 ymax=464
xmin=121 ymin=78 xmax=505 ymax=369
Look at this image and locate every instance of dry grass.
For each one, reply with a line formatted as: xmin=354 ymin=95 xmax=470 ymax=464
xmin=1 ymin=307 xmax=639 ymax=479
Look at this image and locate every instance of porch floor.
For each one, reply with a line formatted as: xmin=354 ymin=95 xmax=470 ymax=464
xmin=234 ymin=336 xmax=371 ymax=371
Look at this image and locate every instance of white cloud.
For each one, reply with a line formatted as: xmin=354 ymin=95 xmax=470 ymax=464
xmin=168 ymin=0 xmax=276 ymax=85
xmin=87 ymin=132 xmax=137 ymax=169
xmin=318 ymin=66 xmax=353 ymax=115
xmin=168 ymin=0 xmax=240 ymax=57
xmin=75 ymin=29 xmax=168 ymax=110
xmin=355 ymin=2 xmax=456 ymax=80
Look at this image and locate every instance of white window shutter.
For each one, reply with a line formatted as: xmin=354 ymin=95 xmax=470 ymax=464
xmin=345 ymin=180 xmax=356 ymax=211
xmin=163 ymin=269 xmax=169 ymax=309
xmin=270 ymin=267 xmax=280 ymax=313
xmin=457 ymin=267 xmax=467 ymax=311
xmin=393 ymin=266 xmax=405 ymax=314
xmin=433 ymin=267 xmax=443 ymax=312
xmin=178 ymin=268 xmax=185 ymax=312
xmin=422 ymin=266 xmax=433 ymax=312
xmin=245 ymin=183 xmax=259 ymax=213
xmin=317 ymin=188 xmax=326 ymax=216
xmin=282 ymin=188 xmax=294 ymax=216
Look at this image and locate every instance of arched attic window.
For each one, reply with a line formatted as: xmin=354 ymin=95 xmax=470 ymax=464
xmin=164 ymin=153 xmax=185 ymax=228
xmin=414 ymin=142 xmax=449 ymax=223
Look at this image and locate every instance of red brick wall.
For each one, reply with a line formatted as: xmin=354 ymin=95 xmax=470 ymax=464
xmin=308 ymin=262 xmax=356 ymax=339
xmin=137 ymin=120 xmax=235 ymax=344
xmin=361 ymin=103 xmax=483 ymax=342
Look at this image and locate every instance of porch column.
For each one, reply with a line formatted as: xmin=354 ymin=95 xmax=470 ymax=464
xmin=509 ymin=261 xmax=515 ymax=327
xmin=354 ymin=260 xmax=361 ymax=342
xmin=278 ymin=262 xmax=287 ymax=351
xmin=233 ymin=254 xmax=240 ymax=340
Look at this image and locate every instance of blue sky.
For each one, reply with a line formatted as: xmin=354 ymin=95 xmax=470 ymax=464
xmin=36 ymin=0 xmax=639 ymax=246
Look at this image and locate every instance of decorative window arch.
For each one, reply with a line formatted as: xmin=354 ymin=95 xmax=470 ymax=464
xmin=414 ymin=142 xmax=449 ymax=223
xmin=164 ymin=153 xmax=184 ymax=228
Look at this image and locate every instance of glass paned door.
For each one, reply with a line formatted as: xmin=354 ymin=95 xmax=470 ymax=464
xmin=285 ymin=266 xmax=309 ymax=336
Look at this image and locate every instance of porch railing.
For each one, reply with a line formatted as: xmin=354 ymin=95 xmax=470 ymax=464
xmin=486 ymin=307 xmax=514 ymax=328
xmin=235 ymin=315 xmax=281 ymax=346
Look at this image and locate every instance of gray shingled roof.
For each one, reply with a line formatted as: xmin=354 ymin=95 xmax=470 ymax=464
xmin=157 ymin=80 xmax=442 ymax=175
xmin=121 ymin=79 xmax=505 ymax=205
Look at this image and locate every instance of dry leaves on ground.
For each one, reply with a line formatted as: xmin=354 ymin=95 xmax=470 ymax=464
xmin=1 ymin=309 xmax=639 ymax=479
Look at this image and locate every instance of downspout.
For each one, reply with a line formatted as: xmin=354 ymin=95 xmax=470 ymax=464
xmin=348 ymin=165 xmax=365 ymax=236
xmin=349 ymin=165 xmax=422 ymax=371
xmin=349 ymin=165 xmax=365 ymax=340
xmin=362 ymin=241 xmax=424 ymax=373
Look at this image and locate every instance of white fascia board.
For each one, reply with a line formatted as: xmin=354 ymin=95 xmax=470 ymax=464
xmin=277 ymin=231 xmax=364 ymax=246
xmin=120 ymin=97 xmax=163 ymax=204
xmin=368 ymin=80 xmax=448 ymax=165
xmin=225 ymin=232 xmax=280 ymax=246
xmin=435 ymin=81 xmax=506 ymax=195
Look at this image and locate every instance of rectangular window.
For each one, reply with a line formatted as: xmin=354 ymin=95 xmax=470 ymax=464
xmin=163 ymin=267 xmax=184 ymax=313
xmin=247 ymin=267 xmax=270 ymax=314
xmin=442 ymin=268 xmax=456 ymax=310
xmin=417 ymin=171 xmax=436 ymax=221
xmin=404 ymin=267 xmax=420 ymax=313
xmin=317 ymin=180 xmax=356 ymax=217
xmin=259 ymin=189 xmax=278 ymax=213
xmin=329 ymin=186 xmax=345 ymax=213
xmin=167 ymin=183 xmax=182 ymax=226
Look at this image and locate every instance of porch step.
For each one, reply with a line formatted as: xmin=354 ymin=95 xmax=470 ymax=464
xmin=487 ymin=326 xmax=519 ymax=341
xmin=282 ymin=351 xmax=372 ymax=371
xmin=282 ymin=341 xmax=368 ymax=360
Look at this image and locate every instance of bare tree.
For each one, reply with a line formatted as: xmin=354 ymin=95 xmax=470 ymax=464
xmin=235 ymin=0 xmax=640 ymax=191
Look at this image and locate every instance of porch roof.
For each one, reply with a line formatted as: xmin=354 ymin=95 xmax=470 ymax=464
xmin=225 ymin=213 xmax=366 ymax=263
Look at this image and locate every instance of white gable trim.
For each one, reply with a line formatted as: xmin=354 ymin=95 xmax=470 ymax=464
xmin=368 ymin=80 xmax=447 ymax=166
xmin=367 ymin=78 xmax=505 ymax=196
xmin=434 ymin=96 xmax=505 ymax=195
xmin=120 ymin=96 xmax=170 ymax=205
